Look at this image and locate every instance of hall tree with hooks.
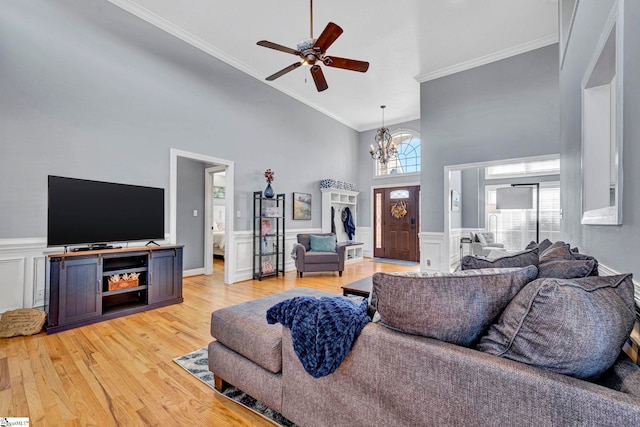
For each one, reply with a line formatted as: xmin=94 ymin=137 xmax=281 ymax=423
xmin=321 ymin=188 xmax=363 ymax=263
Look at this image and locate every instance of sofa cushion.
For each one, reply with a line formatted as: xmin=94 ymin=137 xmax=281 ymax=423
xmin=460 ymin=248 xmax=539 ymax=270
xmin=303 ymin=251 xmax=339 ymax=264
xmin=596 ymin=352 xmax=640 ymax=397
xmin=211 ymin=288 xmax=337 ymax=373
xmin=477 ymin=274 xmax=636 ymax=379
xmin=310 ymin=234 xmax=337 ymax=252
xmin=537 ymin=259 xmax=598 ymax=279
xmin=371 ymin=266 xmax=538 ymax=347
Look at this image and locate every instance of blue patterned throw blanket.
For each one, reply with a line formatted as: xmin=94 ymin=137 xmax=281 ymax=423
xmin=266 ymin=296 xmax=370 ymax=378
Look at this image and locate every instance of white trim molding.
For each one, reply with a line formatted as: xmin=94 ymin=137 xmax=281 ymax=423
xmin=170 ymin=148 xmax=235 ymax=284
xmin=599 ymin=263 xmax=640 ymax=308
xmin=415 ymin=34 xmax=558 ymax=83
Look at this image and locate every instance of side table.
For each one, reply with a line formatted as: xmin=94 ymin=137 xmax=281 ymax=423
xmin=460 ymin=237 xmax=473 ymax=257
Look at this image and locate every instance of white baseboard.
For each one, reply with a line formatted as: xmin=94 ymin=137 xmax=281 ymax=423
xmin=183 ymin=268 xmax=204 ymax=277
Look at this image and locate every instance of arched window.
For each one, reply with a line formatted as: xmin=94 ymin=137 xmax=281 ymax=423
xmin=375 ymin=130 xmax=421 ymax=176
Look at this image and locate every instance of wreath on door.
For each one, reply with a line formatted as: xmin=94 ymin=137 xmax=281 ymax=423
xmin=391 ymin=201 xmax=408 ymax=219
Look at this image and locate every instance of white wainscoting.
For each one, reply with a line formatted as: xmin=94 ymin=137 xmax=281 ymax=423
xmin=449 ymin=229 xmax=462 ymax=268
xmin=7 ymin=233 xmax=635 ymax=312
xmin=418 ymin=232 xmax=446 ymax=274
xmin=355 ymin=226 xmax=373 ymax=258
xmin=231 ymin=228 xmax=322 ymax=283
xmin=0 ymin=238 xmax=50 ymax=312
xmin=0 ymin=257 xmax=25 ymax=312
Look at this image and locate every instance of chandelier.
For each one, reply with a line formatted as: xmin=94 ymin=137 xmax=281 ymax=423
xmin=369 ymin=105 xmax=397 ymax=164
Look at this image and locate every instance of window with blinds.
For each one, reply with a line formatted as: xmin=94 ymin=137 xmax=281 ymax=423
xmin=486 ymin=182 xmax=561 ymax=250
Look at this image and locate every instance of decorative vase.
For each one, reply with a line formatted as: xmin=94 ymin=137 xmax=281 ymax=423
xmin=264 ymin=183 xmax=274 ymax=198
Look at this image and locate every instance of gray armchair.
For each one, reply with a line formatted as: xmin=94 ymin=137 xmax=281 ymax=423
xmin=471 ymin=231 xmax=505 ymax=257
xmin=293 ymin=233 xmax=346 ymax=277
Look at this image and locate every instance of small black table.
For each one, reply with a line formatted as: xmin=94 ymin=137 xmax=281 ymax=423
xmin=341 ymin=276 xmax=372 ymax=298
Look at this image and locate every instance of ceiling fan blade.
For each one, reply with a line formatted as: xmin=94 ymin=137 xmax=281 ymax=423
xmin=313 ymin=22 xmax=343 ymax=52
xmin=310 ymin=65 xmax=328 ymax=92
xmin=257 ymin=40 xmax=300 ymax=56
xmin=265 ymin=62 xmax=303 ymax=81
xmin=323 ymin=56 xmax=369 ymax=73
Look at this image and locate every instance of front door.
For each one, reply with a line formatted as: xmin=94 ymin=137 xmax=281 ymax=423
xmin=373 ymin=186 xmax=420 ymax=261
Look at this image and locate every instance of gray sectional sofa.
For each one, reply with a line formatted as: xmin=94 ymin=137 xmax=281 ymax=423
xmin=208 ymin=243 xmax=640 ymax=426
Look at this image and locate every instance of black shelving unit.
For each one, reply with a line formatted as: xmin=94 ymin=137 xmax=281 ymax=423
xmin=253 ymin=191 xmax=285 ymax=280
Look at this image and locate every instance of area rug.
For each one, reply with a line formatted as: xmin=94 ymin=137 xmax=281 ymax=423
xmin=173 ymin=347 xmax=296 ymax=427
xmin=370 ymin=258 xmax=419 ymax=266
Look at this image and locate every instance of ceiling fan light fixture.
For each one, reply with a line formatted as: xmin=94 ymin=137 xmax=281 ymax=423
xmin=296 ymin=38 xmax=316 ymax=51
xmin=256 ymin=0 xmax=369 ymax=92
xmin=370 ymin=105 xmax=397 ymax=165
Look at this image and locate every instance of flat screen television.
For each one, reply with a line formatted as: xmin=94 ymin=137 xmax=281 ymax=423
xmin=47 ymin=175 xmax=165 ymax=248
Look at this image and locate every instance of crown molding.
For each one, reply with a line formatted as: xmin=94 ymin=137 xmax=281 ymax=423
xmin=105 ymin=0 xmax=358 ymax=130
xmin=415 ymin=34 xmax=558 ymax=83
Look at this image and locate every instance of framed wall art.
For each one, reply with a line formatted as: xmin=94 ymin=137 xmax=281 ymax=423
xmin=293 ymin=192 xmax=312 ymax=220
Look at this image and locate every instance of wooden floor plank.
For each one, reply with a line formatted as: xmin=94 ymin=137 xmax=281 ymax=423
xmin=0 ymin=258 xmax=417 ymax=426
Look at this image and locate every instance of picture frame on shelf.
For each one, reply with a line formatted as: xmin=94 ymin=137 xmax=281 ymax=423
xmin=261 ymin=219 xmax=272 ymax=236
xmin=451 ymin=190 xmax=460 ymax=211
xmin=293 ymin=192 xmax=312 ymax=220
xmin=264 ymin=206 xmax=282 ymax=217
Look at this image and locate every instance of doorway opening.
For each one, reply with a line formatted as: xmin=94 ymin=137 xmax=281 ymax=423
xmin=444 ymin=154 xmax=560 ymax=270
xmin=170 ymin=149 xmax=235 ymax=284
xmin=206 ymin=166 xmax=227 ymax=275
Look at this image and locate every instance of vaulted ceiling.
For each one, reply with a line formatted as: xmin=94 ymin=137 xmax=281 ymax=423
xmin=107 ymin=0 xmax=559 ymax=131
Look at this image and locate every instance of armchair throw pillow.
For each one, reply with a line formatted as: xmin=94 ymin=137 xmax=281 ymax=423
xmin=309 ymin=234 xmax=337 ymax=252
xmin=477 ymin=274 xmax=636 ymax=380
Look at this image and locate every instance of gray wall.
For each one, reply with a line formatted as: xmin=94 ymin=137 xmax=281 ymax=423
xmin=356 ymin=118 xmax=421 ymax=227
xmin=420 ymin=44 xmax=560 ymax=233
xmin=176 ymin=158 xmax=207 ymax=270
xmin=0 ymin=1 xmax=359 ymax=267
xmin=461 ymin=168 xmax=480 ymax=229
xmin=560 ymin=0 xmax=640 ymax=277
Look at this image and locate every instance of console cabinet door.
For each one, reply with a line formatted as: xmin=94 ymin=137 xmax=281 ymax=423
xmin=148 ymin=249 xmax=182 ymax=304
xmin=58 ymin=258 xmax=102 ymax=325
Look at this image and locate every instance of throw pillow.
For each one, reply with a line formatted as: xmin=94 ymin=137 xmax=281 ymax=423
xmin=476 ymin=233 xmax=488 ymax=245
xmin=537 ymin=259 xmax=598 ymax=279
xmin=371 ymin=266 xmax=538 ymax=347
xmin=309 ymin=234 xmax=336 ymax=252
xmin=570 ymin=252 xmax=599 ymax=276
xmin=477 ymin=274 xmax=636 ymax=380
xmin=539 ymin=241 xmax=573 ymax=263
xmin=460 ymin=248 xmax=539 ymax=270
xmin=525 ymin=239 xmax=553 ymax=253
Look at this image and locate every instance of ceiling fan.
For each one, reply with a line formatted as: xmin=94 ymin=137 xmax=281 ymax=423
xmin=257 ymin=0 xmax=369 ymax=92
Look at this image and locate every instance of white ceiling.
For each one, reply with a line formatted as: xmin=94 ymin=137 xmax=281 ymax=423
xmin=107 ymin=0 xmax=558 ymax=131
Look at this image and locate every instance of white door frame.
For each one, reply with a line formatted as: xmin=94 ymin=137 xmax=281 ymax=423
xmin=205 ymin=165 xmax=226 ymax=276
xmin=170 ymin=148 xmax=235 ymax=284
xmin=443 ymin=154 xmax=559 ymax=271
xmin=369 ymin=180 xmax=420 ymax=258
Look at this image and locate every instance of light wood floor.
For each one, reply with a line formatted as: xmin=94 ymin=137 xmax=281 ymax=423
xmin=0 ymin=258 xmax=418 ymax=426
